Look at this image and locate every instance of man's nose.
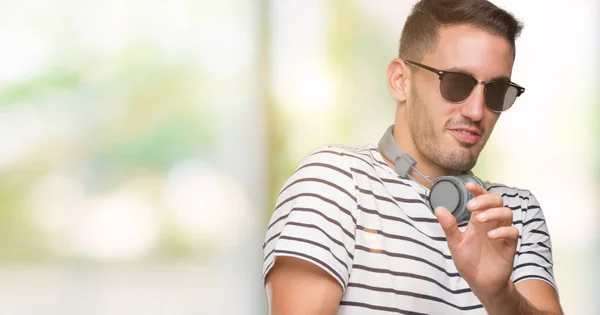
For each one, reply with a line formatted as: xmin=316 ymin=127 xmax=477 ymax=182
xmin=459 ymin=83 xmax=485 ymax=122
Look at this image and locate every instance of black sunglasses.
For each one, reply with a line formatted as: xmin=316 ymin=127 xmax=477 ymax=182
xmin=405 ymin=60 xmax=525 ymax=112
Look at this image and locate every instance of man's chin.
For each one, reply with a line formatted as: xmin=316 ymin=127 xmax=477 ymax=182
xmin=434 ymin=148 xmax=478 ymax=172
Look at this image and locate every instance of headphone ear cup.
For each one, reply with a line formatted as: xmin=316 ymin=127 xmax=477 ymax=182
xmin=429 ymin=176 xmax=471 ymax=222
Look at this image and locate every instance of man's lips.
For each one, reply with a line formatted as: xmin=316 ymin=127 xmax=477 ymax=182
xmin=448 ymin=127 xmax=482 ymax=136
xmin=448 ymin=128 xmax=482 ymax=144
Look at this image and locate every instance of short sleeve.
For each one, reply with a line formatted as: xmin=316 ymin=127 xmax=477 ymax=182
xmin=511 ymin=192 xmax=557 ymax=291
xmin=262 ymin=146 xmax=358 ymax=292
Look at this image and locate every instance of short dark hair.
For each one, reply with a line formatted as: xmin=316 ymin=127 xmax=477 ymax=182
xmin=399 ymin=0 xmax=523 ymax=61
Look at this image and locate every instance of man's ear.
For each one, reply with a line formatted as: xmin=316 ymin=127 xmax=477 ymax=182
xmin=387 ymin=58 xmax=409 ymax=103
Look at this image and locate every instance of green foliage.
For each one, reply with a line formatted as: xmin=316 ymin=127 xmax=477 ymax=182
xmin=0 ymin=171 xmax=53 ymax=262
xmin=0 ymin=71 xmax=81 ymax=106
xmin=95 ymin=111 xmax=214 ymax=172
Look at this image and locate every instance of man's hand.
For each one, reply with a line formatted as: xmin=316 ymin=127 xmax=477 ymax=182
xmin=434 ymin=182 xmax=518 ymax=302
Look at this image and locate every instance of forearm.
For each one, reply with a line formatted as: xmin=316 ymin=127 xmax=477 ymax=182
xmin=479 ymin=281 xmax=561 ymax=315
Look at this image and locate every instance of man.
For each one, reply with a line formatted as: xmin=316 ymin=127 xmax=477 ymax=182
xmin=262 ymin=0 xmax=563 ymax=314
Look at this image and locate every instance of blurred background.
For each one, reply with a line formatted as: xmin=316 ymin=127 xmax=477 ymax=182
xmin=0 ymin=0 xmax=597 ymax=314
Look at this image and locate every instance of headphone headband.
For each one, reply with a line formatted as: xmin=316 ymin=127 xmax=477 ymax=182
xmin=377 ymin=125 xmax=417 ymax=179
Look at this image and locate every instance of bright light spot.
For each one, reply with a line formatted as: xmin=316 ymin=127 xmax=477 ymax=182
xmin=74 ymin=0 xmax=132 ymax=55
xmin=163 ymin=161 xmax=252 ymax=248
xmin=273 ymin=69 xmax=335 ymax=113
xmin=296 ymin=72 xmax=335 ymax=110
xmin=0 ymin=105 xmax=42 ymax=170
xmin=195 ymin=15 xmax=255 ymax=77
xmin=26 ymin=173 xmax=85 ymax=232
xmin=142 ymin=0 xmax=192 ymax=65
xmin=68 ymin=189 xmax=160 ymax=262
xmin=27 ymin=173 xmax=162 ymax=262
xmin=0 ymin=26 xmax=46 ymax=86
xmin=270 ymin=0 xmax=334 ymax=113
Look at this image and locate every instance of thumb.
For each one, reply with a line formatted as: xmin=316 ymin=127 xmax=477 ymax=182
xmin=434 ymin=206 xmax=461 ymax=245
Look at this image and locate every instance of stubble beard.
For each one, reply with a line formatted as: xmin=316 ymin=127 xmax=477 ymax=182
xmin=408 ymin=93 xmax=483 ymax=172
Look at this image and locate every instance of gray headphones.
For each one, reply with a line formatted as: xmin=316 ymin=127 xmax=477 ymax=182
xmin=378 ymin=125 xmax=485 ymax=222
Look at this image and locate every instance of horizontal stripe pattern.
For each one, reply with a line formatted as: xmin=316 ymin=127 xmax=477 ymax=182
xmin=346 ymin=282 xmax=484 ymax=311
xmin=263 ymin=144 xmax=556 ymax=314
xmin=506 ymin=190 xmax=557 ymax=291
xmin=262 ymin=146 xmax=359 ymax=293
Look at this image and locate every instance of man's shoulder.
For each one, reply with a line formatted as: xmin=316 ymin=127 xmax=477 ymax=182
xmin=298 ymin=143 xmax=381 ymax=171
xmin=485 ymin=182 xmax=532 ymax=196
xmin=305 ymin=143 xmax=378 ymax=158
xmin=484 ymin=182 xmax=540 ymax=206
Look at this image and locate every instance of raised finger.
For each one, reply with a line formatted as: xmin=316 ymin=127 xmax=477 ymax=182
xmin=465 ymin=182 xmax=488 ymax=197
xmin=467 ymin=193 xmax=503 ymax=212
xmin=475 ymin=207 xmax=513 ymax=226
xmin=488 ymin=226 xmax=519 ymax=241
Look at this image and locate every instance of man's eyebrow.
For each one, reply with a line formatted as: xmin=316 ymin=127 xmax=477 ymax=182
xmin=446 ymin=67 xmax=512 ymax=82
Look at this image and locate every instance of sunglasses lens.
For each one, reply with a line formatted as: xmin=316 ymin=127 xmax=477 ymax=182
xmin=485 ymin=82 xmax=519 ymax=111
xmin=440 ymin=72 xmax=476 ymax=102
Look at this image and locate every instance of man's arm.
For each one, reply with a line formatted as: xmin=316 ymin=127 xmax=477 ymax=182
xmin=262 ymin=146 xmax=358 ymax=315
xmin=478 ymin=279 xmax=562 ymax=315
xmin=266 ymin=256 xmax=342 ymax=315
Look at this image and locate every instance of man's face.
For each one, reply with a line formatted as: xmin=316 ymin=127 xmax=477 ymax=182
xmin=406 ymin=25 xmax=515 ymax=172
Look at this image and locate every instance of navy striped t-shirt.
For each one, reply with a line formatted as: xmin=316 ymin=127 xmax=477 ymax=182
xmin=262 ymin=144 xmax=556 ymax=314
